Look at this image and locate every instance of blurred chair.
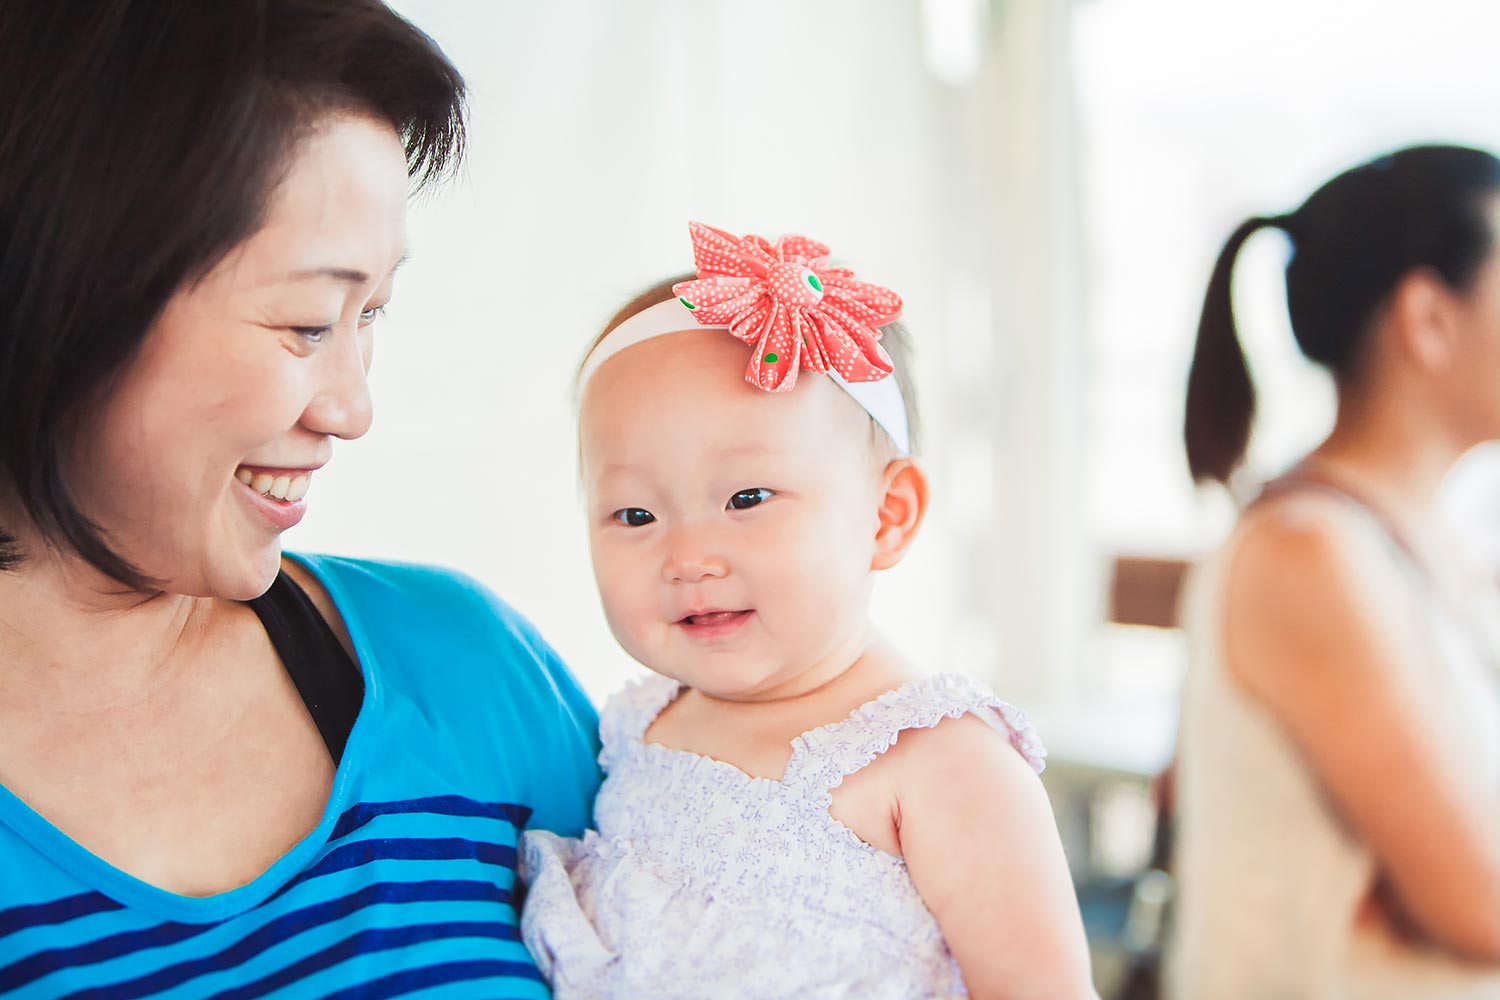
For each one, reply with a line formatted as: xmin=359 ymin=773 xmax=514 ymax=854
xmin=1076 ymin=554 xmax=1189 ymax=1000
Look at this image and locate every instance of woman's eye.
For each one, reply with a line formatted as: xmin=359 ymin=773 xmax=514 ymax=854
xmin=727 ymin=488 xmax=772 ymax=510
xmin=290 ymin=325 xmax=331 ymax=343
xmin=612 ymin=508 xmax=656 ymax=527
xmin=359 ymin=304 xmax=388 ymax=328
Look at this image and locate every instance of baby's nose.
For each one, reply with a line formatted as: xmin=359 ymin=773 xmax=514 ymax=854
xmin=661 ymin=527 xmax=729 ymax=583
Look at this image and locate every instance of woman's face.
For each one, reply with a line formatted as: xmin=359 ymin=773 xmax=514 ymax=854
xmin=65 ymin=114 xmax=410 ymax=600
xmin=1443 ymin=205 xmax=1500 ymax=446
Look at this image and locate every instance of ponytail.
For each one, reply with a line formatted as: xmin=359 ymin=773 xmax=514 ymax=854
xmin=1183 ymin=216 xmax=1285 ymax=485
xmin=1184 ymin=146 xmax=1500 ymax=487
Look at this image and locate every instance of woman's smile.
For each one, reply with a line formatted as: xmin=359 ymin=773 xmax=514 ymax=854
xmin=232 ymin=464 xmax=322 ymax=532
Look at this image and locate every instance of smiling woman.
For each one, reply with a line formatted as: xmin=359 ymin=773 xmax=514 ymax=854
xmin=0 ymin=2 xmax=599 ymax=997
xmin=66 ymin=117 xmax=406 ymax=598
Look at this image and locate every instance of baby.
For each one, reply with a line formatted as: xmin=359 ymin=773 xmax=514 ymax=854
xmin=522 ymin=222 xmax=1095 ymax=998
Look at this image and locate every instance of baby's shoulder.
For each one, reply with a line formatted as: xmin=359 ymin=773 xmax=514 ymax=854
xmin=877 ymin=673 xmax=1046 ymax=772
xmin=598 ymin=674 xmax=682 ymax=768
xmin=800 ymin=673 xmax=1046 ymax=791
xmin=880 ymin=709 xmax=1037 ymax=787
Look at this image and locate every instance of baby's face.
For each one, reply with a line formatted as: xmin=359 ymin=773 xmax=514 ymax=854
xmin=579 ymin=330 xmax=887 ymax=701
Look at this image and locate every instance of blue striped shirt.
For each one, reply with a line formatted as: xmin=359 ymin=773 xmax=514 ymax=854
xmin=0 ymin=555 xmax=602 ymax=998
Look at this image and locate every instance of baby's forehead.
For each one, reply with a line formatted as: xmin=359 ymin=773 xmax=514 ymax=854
xmin=587 ymin=332 xmax=862 ymax=412
xmin=580 ymin=410 xmax=884 ymax=493
xmin=578 ymin=331 xmax=884 ymax=461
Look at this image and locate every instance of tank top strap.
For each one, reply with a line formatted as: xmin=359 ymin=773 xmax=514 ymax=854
xmin=1254 ymin=470 xmax=1423 ymax=575
xmin=782 ymin=673 xmax=1047 ymax=797
xmin=1254 ymin=468 xmax=1500 ymax=677
xmin=598 ymin=674 xmax=682 ymax=773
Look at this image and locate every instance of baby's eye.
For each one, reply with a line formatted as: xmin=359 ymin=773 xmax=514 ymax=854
xmin=727 ymin=488 xmax=772 ymax=511
xmin=612 ymin=508 xmax=656 ymax=527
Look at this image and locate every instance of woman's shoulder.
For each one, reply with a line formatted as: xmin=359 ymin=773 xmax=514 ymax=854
xmin=1216 ymin=494 xmax=1430 ymax=706
xmin=286 ymin=553 xmax=602 ymax=835
xmin=1232 ymin=488 xmax=1372 ymax=560
xmin=284 ymin=552 xmax=589 ymax=713
xmin=286 ymin=553 xmax=541 ymax=652
xmin=285 ymin=552 xmax=517 ymax=622
xmin=1223 ymin=493 xmax=1409 ymax=620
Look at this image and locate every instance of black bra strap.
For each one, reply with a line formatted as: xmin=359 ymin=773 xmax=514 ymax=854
xmin=247 ymin=570 xmax=364 ymax=762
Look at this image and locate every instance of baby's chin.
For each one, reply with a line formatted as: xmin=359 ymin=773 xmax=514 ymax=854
xmin=648 ymin=664 xmax=817 ymax=704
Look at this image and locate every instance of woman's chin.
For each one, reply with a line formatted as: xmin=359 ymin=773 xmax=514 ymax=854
xmin=195 ymin=544 xmax=286 ymax=602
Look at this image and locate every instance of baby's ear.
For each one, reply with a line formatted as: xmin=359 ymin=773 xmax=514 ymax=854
xmin=871 ymin=458 xmax=930 ymax=571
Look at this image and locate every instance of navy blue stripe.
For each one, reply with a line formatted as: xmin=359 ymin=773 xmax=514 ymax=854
xmin=213 ymin=922 xmax=535 ymax=1000
xmin=329 ymin=797 xmax=532 ymax=842
xmin=67 ymin=880 xmax=513 ymax=1000
xmin=0 ymin=891 xmax=122 ymax=941
xmin=322 ymin=958 xmax=545 ymax=1000
xmin=264 ymin=833 xmax=518 ymax=909
xmin=0 ymin=917 xmax=210 ymax=988
xmin=3 ymin=836 xmax=517 ymax=991
xmin=308 ymin=837 xmax=518 ymax=881
xmin=0 ymin=798 xmax=526 ymax=943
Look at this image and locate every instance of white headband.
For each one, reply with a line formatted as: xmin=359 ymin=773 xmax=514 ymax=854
xmin=577 ymin=298 xmax=910 ymax=455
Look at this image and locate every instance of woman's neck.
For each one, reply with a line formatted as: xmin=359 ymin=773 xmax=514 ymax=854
xmin=0 ymin=547 xmax=213 ymax=712
xmin=1303 ymin=384 xmax=1470 ymax=520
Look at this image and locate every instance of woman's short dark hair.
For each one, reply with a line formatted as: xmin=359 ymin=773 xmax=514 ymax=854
xmin=0 ymin=0 xmax=466 ymax=584
xmin=1183 ymin=144 xmax=1500 ymax=484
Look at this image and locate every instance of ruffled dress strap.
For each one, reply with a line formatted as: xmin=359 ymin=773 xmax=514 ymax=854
xmin=597 ymin=674 xmax=682 ymax=773
xmin=783 ymin=673 xmax=1047 ymax=799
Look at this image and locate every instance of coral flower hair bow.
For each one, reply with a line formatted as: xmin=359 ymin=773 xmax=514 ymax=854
xmin=670 ymin=221 xmax=903 ymax=392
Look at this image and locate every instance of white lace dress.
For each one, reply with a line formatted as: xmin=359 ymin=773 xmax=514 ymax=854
xmin=520 ymin=673 xmax=1047 ymax=999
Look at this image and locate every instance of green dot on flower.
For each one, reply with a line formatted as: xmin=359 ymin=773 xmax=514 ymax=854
xmin=764 ymin=352 xmax=778 ymax=364
xmin=806 ymin=273 xmax=823 ymax=293
xmin=678 ymin=296 xmax=696 ymax=310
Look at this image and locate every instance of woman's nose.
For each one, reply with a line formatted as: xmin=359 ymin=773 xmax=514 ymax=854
xmin=300 ymin=325 xmax=374 ymax=441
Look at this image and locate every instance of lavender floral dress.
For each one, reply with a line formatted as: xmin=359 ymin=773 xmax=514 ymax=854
xmin=520 ymin=673 xmax=1047 ymax=999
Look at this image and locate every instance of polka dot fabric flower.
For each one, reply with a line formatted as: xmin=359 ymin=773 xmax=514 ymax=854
xmin=671 ymin=221 xmax=904 ymax=392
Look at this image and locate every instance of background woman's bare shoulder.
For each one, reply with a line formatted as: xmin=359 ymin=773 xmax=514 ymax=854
xmin=1220 ymin=492 xmax=1423 ymax=705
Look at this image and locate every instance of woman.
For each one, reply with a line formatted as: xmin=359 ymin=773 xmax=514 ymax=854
xmin=0 ymin=3 xmax=599 ymax=996
xmin=1170 ymin=145 xmax=1500 ymax=999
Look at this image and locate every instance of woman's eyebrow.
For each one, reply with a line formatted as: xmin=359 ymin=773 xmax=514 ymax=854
xmin=278 ymin=251 xmax=410 ymax=286
xmin=283 ymin=266 xmax=372 ymax=284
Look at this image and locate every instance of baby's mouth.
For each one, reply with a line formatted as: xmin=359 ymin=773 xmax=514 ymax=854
xmin=234 ymin=465 xmax=311 ymax=502
xmin=678 ymin=610 xmax=752 ymax=626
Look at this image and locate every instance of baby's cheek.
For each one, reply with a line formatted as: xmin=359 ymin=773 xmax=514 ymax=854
xmin=597 ymin=580 xmax=648 ymax=645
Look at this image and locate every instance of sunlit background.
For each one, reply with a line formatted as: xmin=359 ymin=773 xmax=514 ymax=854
xmin=285 ymin=1 xmax=1500 ymax=990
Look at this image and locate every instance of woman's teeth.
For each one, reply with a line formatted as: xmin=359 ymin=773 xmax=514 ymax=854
xmin=235 ymin=467 xmax=310 ymax=502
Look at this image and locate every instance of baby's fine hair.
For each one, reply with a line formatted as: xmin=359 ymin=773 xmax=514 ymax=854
xmin=581 ymin=274 xmax=922 ymax=457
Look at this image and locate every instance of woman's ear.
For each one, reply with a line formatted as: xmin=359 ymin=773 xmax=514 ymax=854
xmin=1388 ymin=267 xmax=1460 ymax=375
xmin=871 ymin=457 xmax=930 ymax=571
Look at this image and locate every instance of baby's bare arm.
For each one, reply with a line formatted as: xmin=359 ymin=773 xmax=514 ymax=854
xmin=894 ymin=715 xmax=1098 ymax=1000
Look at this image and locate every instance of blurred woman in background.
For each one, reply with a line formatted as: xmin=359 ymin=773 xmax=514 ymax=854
xmin=1171 ymin=145 xmax=1500 ymax=999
